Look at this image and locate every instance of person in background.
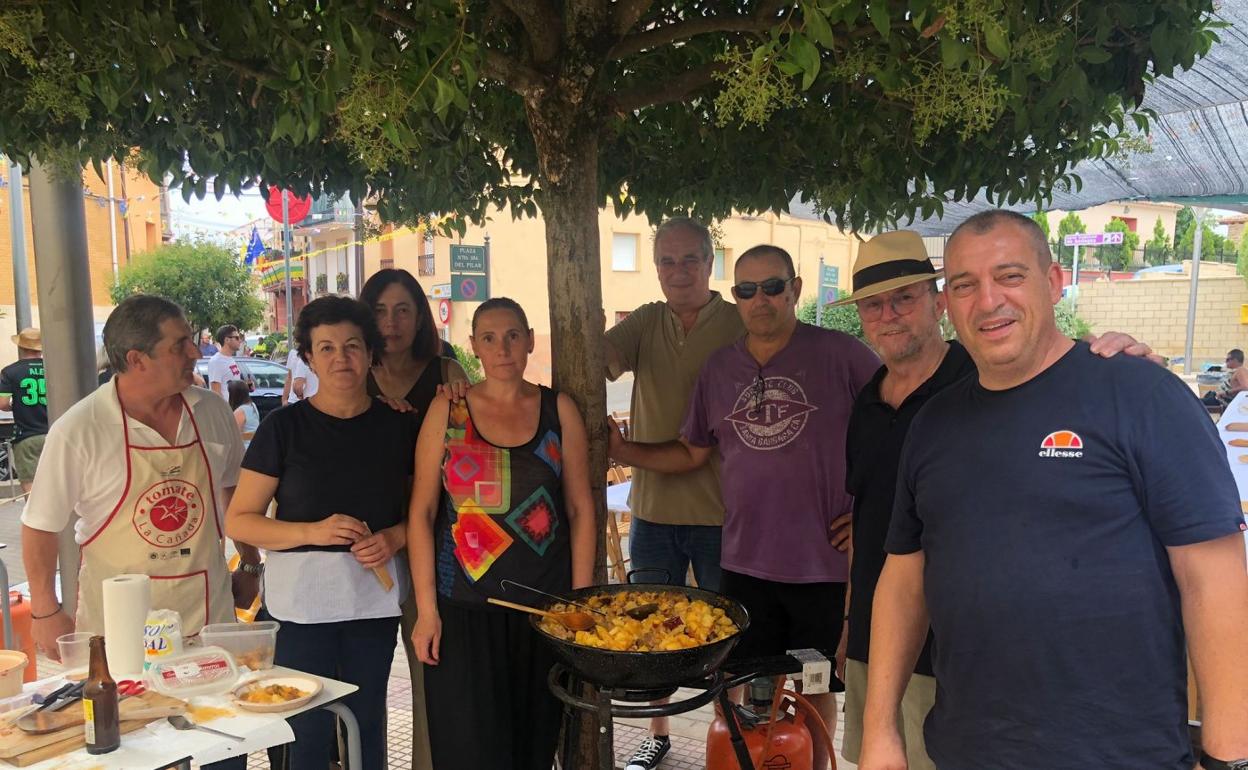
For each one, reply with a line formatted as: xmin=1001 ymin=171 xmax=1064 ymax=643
xmin=199 ymin=329 xmax=218 ymax=357
xmin=21 ymin=295 xmax=257 ymax=770
xmin=0 ymin=328 xmax=48 ymax=493
xmin=358 ymin=267 xmax=465 ymax=770
xmin=227 ymin=380 xmax=259 ymax=444
xmin=1204 ymin=348 xmax=1248 ymax=407
xmin=226 ymin=296 xmax=413 ymax=770
xmin=280 ymin=347 xmax=318 ymax=405
xmin=409 ymin=297 xmax=595 ymax=770
xmin=207 ymin=325 xmax=245 ymax=398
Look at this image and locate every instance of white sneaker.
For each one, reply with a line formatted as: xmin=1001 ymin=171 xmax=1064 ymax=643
xmin=625 ymin=735 xmax=671 ymax=770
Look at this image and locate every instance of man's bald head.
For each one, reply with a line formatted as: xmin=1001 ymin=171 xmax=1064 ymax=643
xmin=948 ymin=210 xmax=1053 ymax=270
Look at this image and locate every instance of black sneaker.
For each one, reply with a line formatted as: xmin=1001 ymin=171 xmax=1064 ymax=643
xmin=625 ymin=735 xmax=671 ymax=770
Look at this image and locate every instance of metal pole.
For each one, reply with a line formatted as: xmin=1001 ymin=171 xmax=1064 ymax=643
xmin=1070 ymin=244 xmax=1080 ymax=313
xmin=28 ymin=157 xmax=98 ymax=618
xmin=816 ymin=255 xmax=825 ymax=327
xmin=353 ymin=199 xmax=365 ymax=293
xmin=6 ymin=160 xmax=31 ymax=331
xmin=282 ymin=193 xmax=293 ymax=335
xmin=105 ymin=159 xmax=119 ymax=285
xmin=1183 ymin=207 xmax=1206 ymax=375
xmin=484 ymin=232 xmax=491 ymax=300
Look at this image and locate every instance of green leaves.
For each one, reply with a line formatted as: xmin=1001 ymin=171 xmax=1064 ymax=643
xmin=984 ymin=21 xmax=1010 ymax=60
xmin=868 ymin=1 xmax=891 ymax=38
xmin=0 ymin=0 xmax=1222 ymax=238
xmin=112 ymin=241 xmax=264 ymax=334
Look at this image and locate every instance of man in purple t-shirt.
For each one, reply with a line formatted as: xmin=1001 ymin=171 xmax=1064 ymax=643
xmin=609 ymin=244 xmax=878 ymax=769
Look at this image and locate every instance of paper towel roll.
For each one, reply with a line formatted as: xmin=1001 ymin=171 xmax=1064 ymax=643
xmin=101 ymin=574 xmax=150 ymax=678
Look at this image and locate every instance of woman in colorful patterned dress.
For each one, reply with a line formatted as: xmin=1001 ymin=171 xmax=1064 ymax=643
xmin=407 ymin=297 xmax=596 ymax=770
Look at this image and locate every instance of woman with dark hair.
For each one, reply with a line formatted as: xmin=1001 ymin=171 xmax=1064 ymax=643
xmin=226 ymin=380 xmax=258 ymax=443
xmin=408 ymin=297 xmax=596 ymax=770
xmin=225 ymin=296 xmax=414 ymax=770
xmin=358 ymin=268 xmax=464 ymax=770
xmin=359 ymin=268 xmax=465 ymax=421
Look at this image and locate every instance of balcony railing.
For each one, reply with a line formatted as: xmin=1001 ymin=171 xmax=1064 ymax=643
xmin=418 ymin=253 xmax=435 ymax=276
xmin=299 ymin=195 xmax=355 ymax=227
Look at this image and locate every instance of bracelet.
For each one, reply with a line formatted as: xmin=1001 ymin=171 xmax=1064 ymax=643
xmin=31 ymin=603 xmax=61 ymax=620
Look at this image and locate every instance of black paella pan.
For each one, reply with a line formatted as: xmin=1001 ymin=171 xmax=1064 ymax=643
xmin=526 ymin=580 xmax=751 ymax=691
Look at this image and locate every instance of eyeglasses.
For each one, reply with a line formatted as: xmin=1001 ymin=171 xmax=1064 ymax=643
xmin=856 ymin=289 xmax=923 ymax=321
xmin=732 ymin=277 xmax=793 ymax=300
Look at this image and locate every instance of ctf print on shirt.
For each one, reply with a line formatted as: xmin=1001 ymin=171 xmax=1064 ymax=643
xmin=724 ymin=375 xmax=819 ymax=450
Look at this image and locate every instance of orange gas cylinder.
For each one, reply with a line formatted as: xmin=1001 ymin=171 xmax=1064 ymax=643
xmin=3 ymin=592 xmax=38 ymax=682
xmin=706 ymin=693 xmax=814 ymax=770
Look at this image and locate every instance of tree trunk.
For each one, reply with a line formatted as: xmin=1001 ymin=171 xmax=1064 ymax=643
xmin=527 ymin=61 xmax=611 ymax=770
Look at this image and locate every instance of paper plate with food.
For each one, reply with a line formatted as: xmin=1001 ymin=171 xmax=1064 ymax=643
xmin=231 ymin=675 xmax=321 ymax=713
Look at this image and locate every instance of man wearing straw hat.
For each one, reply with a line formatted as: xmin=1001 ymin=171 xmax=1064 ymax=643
xmin=860 ymin=211 xmax=1248 ymax=770
xmin=0 ymin=328 xmax=48 ymax=494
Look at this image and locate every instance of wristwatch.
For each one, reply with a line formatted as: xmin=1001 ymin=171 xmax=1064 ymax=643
xmin=237 ymin=562 xmax=264 ymax=577
xmin=1200 ymin=752 xmax=1248 ymax=770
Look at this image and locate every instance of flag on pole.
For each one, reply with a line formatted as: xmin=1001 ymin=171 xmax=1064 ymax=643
xmin=244 ymin=226 xmax=265 ymax=266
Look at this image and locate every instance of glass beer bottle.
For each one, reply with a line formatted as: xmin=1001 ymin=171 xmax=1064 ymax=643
xmin=83 ymin=635 xmax=120 ymax=754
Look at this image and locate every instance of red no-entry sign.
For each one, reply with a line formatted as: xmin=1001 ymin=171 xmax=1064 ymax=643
xmin=266 ymin=187 xmax=313 ymax=224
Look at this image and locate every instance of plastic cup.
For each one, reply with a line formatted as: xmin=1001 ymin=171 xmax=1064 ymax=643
xmin=57 ymin=632 xmax=93 ymax=680
xmin=0 ymin=651 xmax=27 ymax=697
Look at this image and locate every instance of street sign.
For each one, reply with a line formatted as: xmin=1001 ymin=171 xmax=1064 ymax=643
xmin=819 ymin=265 xmax=840 ymax=307
xmin=438 ymin=299 xmax=452 ymax=324
xmin=431 ymin=283 xmax=452 ymax=299
xmin=450 ymin=245 xmax=487 ymax=272
xmin=1062 ymin=231 xmax=1125 ymax=247
xmin=452 ymin=274 xmax=489 ymax=302
xmin=265 ymin=188 xmax=312 ymax=224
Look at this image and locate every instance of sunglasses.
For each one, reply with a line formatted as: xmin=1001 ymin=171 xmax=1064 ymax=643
xmin=731 ymin=277 xmax=794 ymax=300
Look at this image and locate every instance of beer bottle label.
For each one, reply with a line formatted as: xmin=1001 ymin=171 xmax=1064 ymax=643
xmin=83 ymin=698 xmax=95 ymax=743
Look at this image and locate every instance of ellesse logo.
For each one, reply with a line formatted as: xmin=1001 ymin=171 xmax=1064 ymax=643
xmin=1039 ymin=430 xmax=1084 ymax=458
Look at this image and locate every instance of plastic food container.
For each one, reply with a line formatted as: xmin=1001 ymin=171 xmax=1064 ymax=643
xmin=146 ymin=646 xmax=239 ymax=697
xmin=199 ymin=621 xmax=280 ymax=671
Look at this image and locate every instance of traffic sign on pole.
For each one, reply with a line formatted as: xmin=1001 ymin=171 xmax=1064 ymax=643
xmin=1062 ymin=231 xmax=1124 ymax=247
xmin=452 ymin=274 xmax=489 ymax=302
xmin=450 ymin=245 xmax=487 ymax=272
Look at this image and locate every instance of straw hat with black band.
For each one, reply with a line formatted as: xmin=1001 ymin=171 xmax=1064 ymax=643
xmin=11 ymin=328 xmax=41 ymax=352
xmin=833 ymin=230 xmax=942 ymax=305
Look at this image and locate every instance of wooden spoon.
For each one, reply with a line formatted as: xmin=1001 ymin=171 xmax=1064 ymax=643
xmin=487 ymin=598 xmax=598 ymax=631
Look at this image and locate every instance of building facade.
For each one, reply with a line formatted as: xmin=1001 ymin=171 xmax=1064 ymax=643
xmin=362 ymin=201 xmax=864 ymax=383
xmin=0 ymin=161 xmax=166 ymax=361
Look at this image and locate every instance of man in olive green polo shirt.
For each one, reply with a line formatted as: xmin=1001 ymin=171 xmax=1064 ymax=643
xmin=605 ymin=216 xmax=744 ymax=770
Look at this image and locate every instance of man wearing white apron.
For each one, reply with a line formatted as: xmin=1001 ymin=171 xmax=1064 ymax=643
xmin=21 ymin=296 xmax=258 ymax=768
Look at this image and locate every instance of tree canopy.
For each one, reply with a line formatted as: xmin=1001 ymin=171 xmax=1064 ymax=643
xmin=111 ymin=241 xmax=265 ymax=335
xmin=0 ymin=1 xmax=1220 ymax=232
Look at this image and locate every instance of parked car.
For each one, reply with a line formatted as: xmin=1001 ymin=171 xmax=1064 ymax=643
xmin=195 ymin=356 xmax=288 ymax=422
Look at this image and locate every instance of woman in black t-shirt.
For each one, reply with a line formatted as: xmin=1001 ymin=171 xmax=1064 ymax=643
xmin=407 ymin=298 xmax=596 ymax=770
xmin=225 ymin=296 xmax=414 ymax=770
